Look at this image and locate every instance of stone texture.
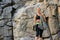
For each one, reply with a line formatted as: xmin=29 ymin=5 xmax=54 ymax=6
xmin=42 ymin=28 xmax=50 ymax=37
xmin=2 ymin=0 xmax=11 ymax=3
xmin=52 ymin=34 xmax=60 ymax=40
xmin=57 ymin=32 xmax=60 ymax=40
xmin=12 ymin=4 xmax=19 ymax=9
xmin=0 ymin=19 xmax=11 ymax=26
xmin=0 ymin=15 xmax=3 ymax=20
xmin=51 ymin=6 xmax=56 ymax=16
xmin=58 ymin=0 xmax=60 ymax=6
xmin=6 ymin=21 xmax=12 ymax=26
xmin=53 ymin=0 xmax=58 ymax=4
xmin=13 ymin=0 xmax=20 ymax=4
xmin=48 ymin=17 xmax=59 ymax=35
xmin=3 ymin=26 xmax=12 ymax=36
xmin=2 ymin=6 xmax=12 ymax=19
xmin=13 ymin=0 xmax=60 ymax=39
xmin=20 ymin=37 xmax=34 ymax=40
xmin=14 ymin=37 xmax=20 ymax=40
xmin=44 ymin=38 xmax=51 ymax=40
xmin=0 ymin=8 xmax=2 ymax=14
xmin=0 ymin=0 xmax=60 ymax=40
xmin=13 ymin=2 xmax=48 ymax=39
xmin=0 ymin=27 xmax=4 ymax=39
xmin=0 ymin=20 xmax=4 ymax=26
xmin=3 ymin=37 xmax=12 ymax=40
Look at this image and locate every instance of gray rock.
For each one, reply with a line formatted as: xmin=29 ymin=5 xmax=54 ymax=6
xmin=2 ymin=6 xmax=12 ymax=18
xmin=0 ymin=20 xmax=4 ymax=26
xmin=53 ymin=0 xmax=58 ymax=4
xmin=13 ymin=3 xmax=50 ymax=40
xmin=0 ymin=4 xmax=7 ymax=8
xmin=14 ymin=37 xmax=20 ymax=40
xmin=44 ymin=38 xmax=51 ymax=40
xmin=52 ymin=34 xmax=59 ymax=40
xmin=0 ymin=18 xmax=11 ymax=26
xmin=25 ymin=7 xmax=35 ymax=18
xmin=3 ymin=25 xmax=12 ymax=30
xmin=0 ymin=27 xmax=3 ymax=38
xmin=58 ymin=0 xmax=60 ymax=6
xmin=48 ymin=0 xmax=54 ymax=4
xmin=0 ymin=0 xmax=60 ymax=40
xmin=2 ymin=0 xmax=11 ymax=3
xmin=0 ymin=15 xmax=3 ymax=20
xmin=48 ymin=17 xmax=59 ymax=35
xmin=0 ymin=2 xmax=5 ymax=5
xmin=58 ymin=32 xmax=60 ymax=36
xmin=20 ymin=37 xmax=34 ymax=40
xmin=42 ymin=28 xmax=50 ymax=37
xmin=3 ymin=26 xmax=12 ymax=36
xmin=3 ymin=6 xmax=12 ymax=13
xmin=13 ymin=0 xmax=32 ymax=4
xmin=0 ymin=8 xmax=3 ymax=19
xmin=13 ymin=0 xmax=20 ymax=4
xmin=13 ymin=4 xmax=19 ymax=9
xmin=48 ymin=0 xmax=58 ymax=5
xmin=0 ymin=8 xmax=2 ymax=15
xmin=6 ymin=21 xmax=12 ymax=26
xmin=6 ymin=0 xmax=60 ymax=40
xmin=3 ymin=37 xmax=12 ymax=40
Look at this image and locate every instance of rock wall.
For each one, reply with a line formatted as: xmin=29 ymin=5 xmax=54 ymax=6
xmin=0 ymin=0 xmax=32 ymax=40
xmin=0 ymin=0 xmax=13 ymax=40
xmin=0 ymin=0 xmax=60 ymax=40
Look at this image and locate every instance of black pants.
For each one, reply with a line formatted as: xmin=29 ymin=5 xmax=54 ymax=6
xmin=36 ymin=24 xmax=43 ymax=37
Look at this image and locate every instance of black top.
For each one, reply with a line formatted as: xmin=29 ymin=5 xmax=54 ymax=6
xmin=36 ymin=14 xmax=40 ymax=20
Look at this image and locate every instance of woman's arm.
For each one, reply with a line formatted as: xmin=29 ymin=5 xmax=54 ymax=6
xmin=33 ymin=14 xmax=36 ymax=25
xmin=41 ymin=13 xmax=46 ymax=22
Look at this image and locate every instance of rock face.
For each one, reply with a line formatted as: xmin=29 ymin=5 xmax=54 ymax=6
xmin=13 ymin=0 xmax=60 ymax=40
xmin=0 ymin=0 xmax=60 ymax=40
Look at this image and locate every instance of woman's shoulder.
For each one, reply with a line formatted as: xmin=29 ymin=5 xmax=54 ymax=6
xmin=34 ymin=14 xmax=36 ymax=17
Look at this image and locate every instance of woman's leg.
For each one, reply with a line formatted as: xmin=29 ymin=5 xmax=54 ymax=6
xmin=35 ymin=30 xmax=39 ymax=40
xmin=35 ymin=28 xmax=39 ymax=40
xmin=38 ymin=29 xmax=43 ymax=40
xmin=35 ymin=24 xmax=39 ymax=40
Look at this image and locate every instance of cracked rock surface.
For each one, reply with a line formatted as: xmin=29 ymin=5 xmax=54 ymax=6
xmin=0 ymin=0 xmax=60 ymax=40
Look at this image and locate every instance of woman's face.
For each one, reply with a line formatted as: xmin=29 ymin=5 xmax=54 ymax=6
xmin=37 ymin=7 xmax=41 ymax=14
xmin=37 ymin=0 xmax=44 ymax=2
xmin=37 ymin=0 xmax=40 ymax=2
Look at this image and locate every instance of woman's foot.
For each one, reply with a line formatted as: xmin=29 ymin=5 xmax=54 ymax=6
xmin=38 ymin=37 xmax=43 ymax=40
xmin=35 ymin=36 xmax=38 ymax=40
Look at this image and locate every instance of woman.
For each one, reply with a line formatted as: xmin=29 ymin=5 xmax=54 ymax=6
xmin=33 ymin=7 xmax=46 ymax=40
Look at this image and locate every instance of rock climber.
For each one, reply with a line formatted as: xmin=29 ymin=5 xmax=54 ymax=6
xmin=33 ymin=7 xmax=46 ymax=40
